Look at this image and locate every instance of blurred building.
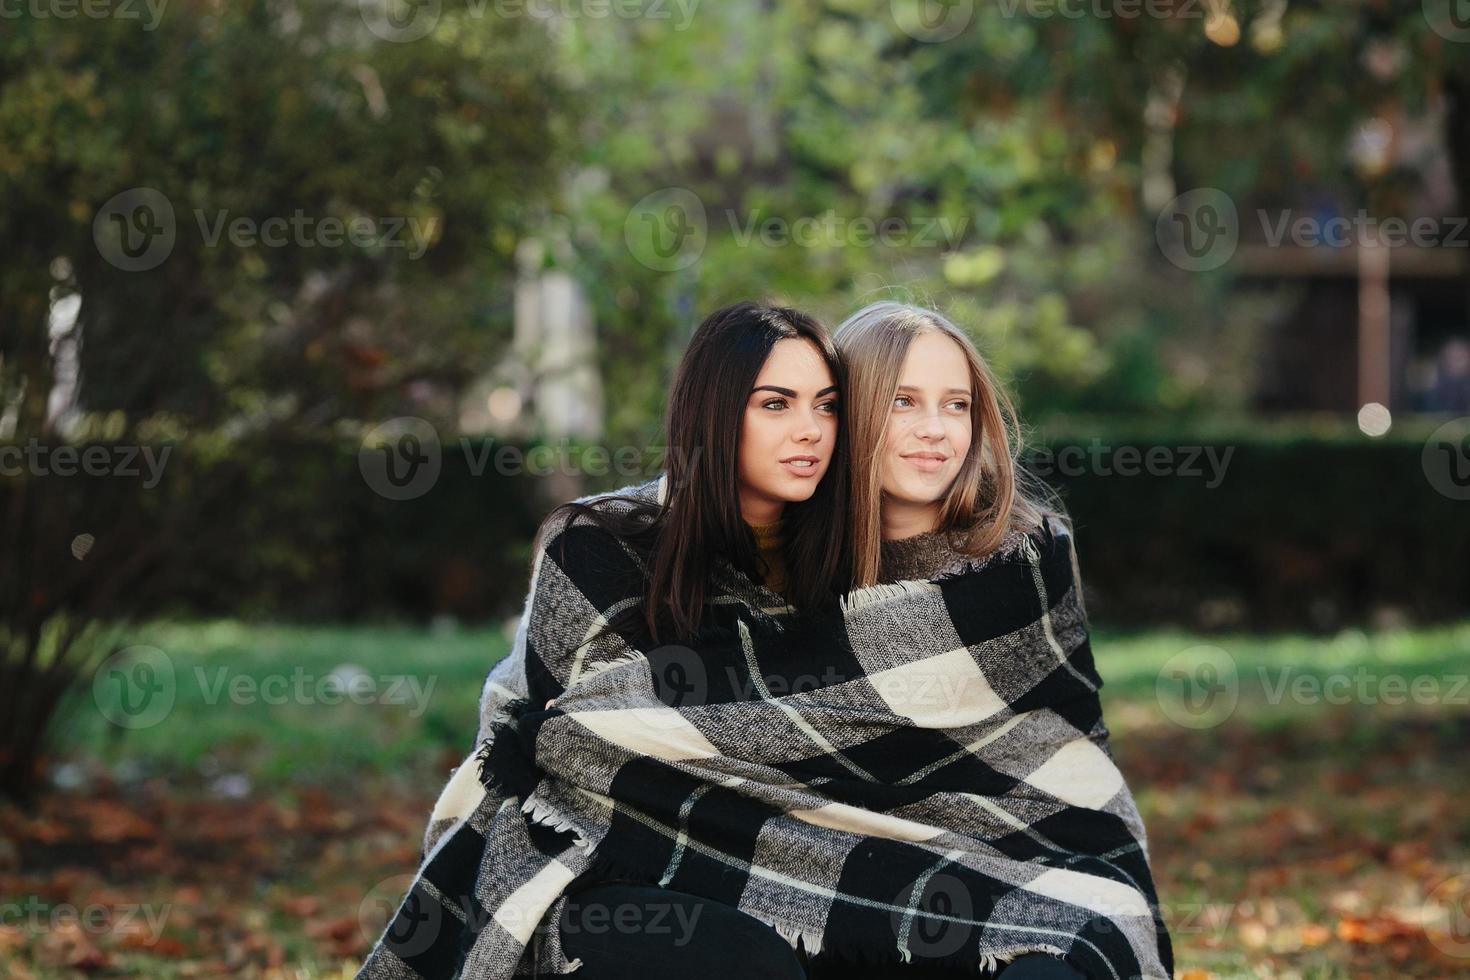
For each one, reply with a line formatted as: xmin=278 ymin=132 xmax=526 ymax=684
xmin=1237 ymin=100 xmax=1470 ymax=419
xmin=460 ymin=237 xmax=604 ymax=440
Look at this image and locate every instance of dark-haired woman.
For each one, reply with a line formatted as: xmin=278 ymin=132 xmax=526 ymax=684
xmin=355 ymin=301 xmax=852 ymax=980
xmin=538 ymin=301 xmax=853 ymax=979
xmin=542 ymin=298 xmax=851 ymax=644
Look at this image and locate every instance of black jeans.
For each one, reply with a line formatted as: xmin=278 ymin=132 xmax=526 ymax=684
xmin=557 ymin=882 xmax=1085 ymax=980
xmin=557 ymin=881 xmax=804 ymax=979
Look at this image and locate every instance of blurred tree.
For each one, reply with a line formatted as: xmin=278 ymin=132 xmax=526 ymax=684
xmin=0 ymin=0 xmax=565 ymax=796
xmin=535 ymin=1 xmax=1470 ymax=442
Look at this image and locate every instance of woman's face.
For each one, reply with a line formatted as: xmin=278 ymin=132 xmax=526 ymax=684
xmin=881 ymin=331 xmax=974 ymax=519
xmin=736 ymin=337 xmax=840 ymax=525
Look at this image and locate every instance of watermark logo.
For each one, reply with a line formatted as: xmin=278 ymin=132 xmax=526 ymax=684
xmin=359 ymin=0 xmax=441 ymax=41
xmin=94 ymin=188 xmax=176 ymax=272
xmin=647 ymin=645 xmax=710 ymax=711
xmin=1425 ymin=873 xmax=1470 ymax=958
xmin=892 ymin=872 xmax=974 ymax=957
xmin=359 ymin=417 xmax=443 ymax=500
xmin=1156 ymin=188 xmax=1238 ymax=272
xmin=1155 ymin=645 xmax=1238 ymax=729
xmin=1424 ymin=0 xmax=1470 ymax=44
xmin=891 ymin=0 xmax=974 ymax=42
xmin=360 ymin=875 xmax=445 ymax=957
xmin=1422 ymin=416 xmax=1470 ymax=500
xmin=93 ymin=645 xmax=176 ymax=730
xmin=625 ymin=187 xmax=708 ymax=272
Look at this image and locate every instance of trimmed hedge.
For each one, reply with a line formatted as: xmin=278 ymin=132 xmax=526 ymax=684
xmin=2 ymin=418 xmax=1464 ymax=631
xmin=1022 ymin=416 xmax=1468 ymax=630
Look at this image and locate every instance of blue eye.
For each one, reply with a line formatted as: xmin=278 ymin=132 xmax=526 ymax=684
xmin=762 ymin=398 xmax=787 ymax=410
xmin=893 ymin=395 xmax=913 ymax=408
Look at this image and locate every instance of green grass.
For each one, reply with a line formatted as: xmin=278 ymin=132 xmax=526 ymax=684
xmin=20 ymin=618 xmax=1470 ymax=978
xmin=57 ymin=619 xmax=515 ymax=792
xmin=56 ymin=617 xmax=1470 ymax=792
xmin=1094 ymin=620 xmax=1470 ymax=732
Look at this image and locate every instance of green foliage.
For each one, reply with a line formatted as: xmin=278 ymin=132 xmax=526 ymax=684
xmin=0 ymin=0 xmax=564 ymax=438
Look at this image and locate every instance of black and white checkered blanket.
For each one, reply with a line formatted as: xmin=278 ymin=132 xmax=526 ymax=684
xmin=357 ymin=478 xmax=1173 ymax=979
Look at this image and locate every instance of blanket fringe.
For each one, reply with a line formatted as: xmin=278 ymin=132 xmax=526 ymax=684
xmin=520 ymin=788 xmax=596 ymax=854
xmin=981 ymin=943 xmax=1071 ymax=974
xmin=767 ymin=917 xmax=825 ymax=958
xmin=839 ymin=578 xmax=936 ymax=614
xmin=817 ymin=940 xmax=1074 ymax=977
xmin=577 ymin=649 xmax=649 ymax=681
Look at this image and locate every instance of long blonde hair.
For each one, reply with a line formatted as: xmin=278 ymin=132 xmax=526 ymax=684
xmin=833 ymin=301 xmax=1064 ymax=587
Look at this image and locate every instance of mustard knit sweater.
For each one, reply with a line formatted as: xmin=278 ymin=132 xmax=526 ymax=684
xmin=750 ymin=519 xmax=788 ymax=596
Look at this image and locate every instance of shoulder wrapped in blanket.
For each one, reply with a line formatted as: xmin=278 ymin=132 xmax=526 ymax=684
xmin=357 ymin=479 xmax=1174 ymax=980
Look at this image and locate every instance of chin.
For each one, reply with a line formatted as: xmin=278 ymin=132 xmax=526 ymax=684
xmin=891 ymin=479 xmax=948 ymax=508
xmin=780 ymin=482 xmax=821 ymax=503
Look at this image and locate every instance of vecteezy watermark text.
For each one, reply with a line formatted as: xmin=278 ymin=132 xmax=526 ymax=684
xmin=358 ymin=0 xmax=699 ymax=43
xmin=194 ymin=209 xmax=438 ymax=259
xmin=359 ymin=416 xmax=707 ymax=500
xmin=0 ymin=440 xmax=172 ymax=488
xmin=1258 ymin=209 xmax=1470 ymax=249
xmin=194 ymin=666 xmax=437 ymax=718
xmin=0 ymin=0 xmax=167 ymax=30
xmin=0 ymin=896 xmax=171 ymax=940
xmin=1027 ymin=441 xmax=1234 ymax=488
xmin=93 ymin=187 xmax=439 ymax=271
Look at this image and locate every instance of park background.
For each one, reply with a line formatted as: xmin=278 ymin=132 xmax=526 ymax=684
xmin=4 ymin=0 xmax=1470 ymax=976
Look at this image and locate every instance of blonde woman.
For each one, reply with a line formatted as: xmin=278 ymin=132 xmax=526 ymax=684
xmin=820 ymin=302 xmax=1174 ymax=980
xmin=833 ymin=300 xmax=1060 ymax=585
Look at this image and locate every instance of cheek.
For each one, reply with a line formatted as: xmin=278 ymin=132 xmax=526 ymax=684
xmin=952 ymin=419 xmax=974 ymax=459
xmin=737 ymin=411 xmax=758 ymax=475
xmin=880 ymin=424 xmax=907 ymax=487
xmin=884 ymin=417 xmax=910 ymax=458
xmin=739 ymin=412 xmax=776 ymax=469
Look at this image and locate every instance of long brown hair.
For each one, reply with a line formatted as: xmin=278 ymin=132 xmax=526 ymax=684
xmin=833 ymin=301 xmax=1064 ymax=587
xmin=548 ymin=300 xmax=852 ymax=642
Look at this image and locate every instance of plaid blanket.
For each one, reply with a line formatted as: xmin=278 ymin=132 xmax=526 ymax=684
xmin=356 ymin=477 xmax=1174 ymax=979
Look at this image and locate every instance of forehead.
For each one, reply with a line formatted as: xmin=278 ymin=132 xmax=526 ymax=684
xmin=898 ymin=331 xmax=971 ymax=387
xmin=753 ymin=337 xmax=833 ymax=385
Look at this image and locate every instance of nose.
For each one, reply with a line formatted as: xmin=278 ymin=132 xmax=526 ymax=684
xmin=911 ymin=411 xmax=945 ymax=441
xmin=792 ymin=406 xmax=825 ymax=444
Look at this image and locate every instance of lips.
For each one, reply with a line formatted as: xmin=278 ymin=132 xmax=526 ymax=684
xmin=901 ymin=451 xmax=949 ymax=473
xmin=780 ymin=455 xmax=821 ymax=477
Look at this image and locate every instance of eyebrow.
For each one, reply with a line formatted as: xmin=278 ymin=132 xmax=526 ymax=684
xmin=896 ymin=384 xmax=972 ymax=396
xmin=752 ymin=385 xmax=839 ymax=398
